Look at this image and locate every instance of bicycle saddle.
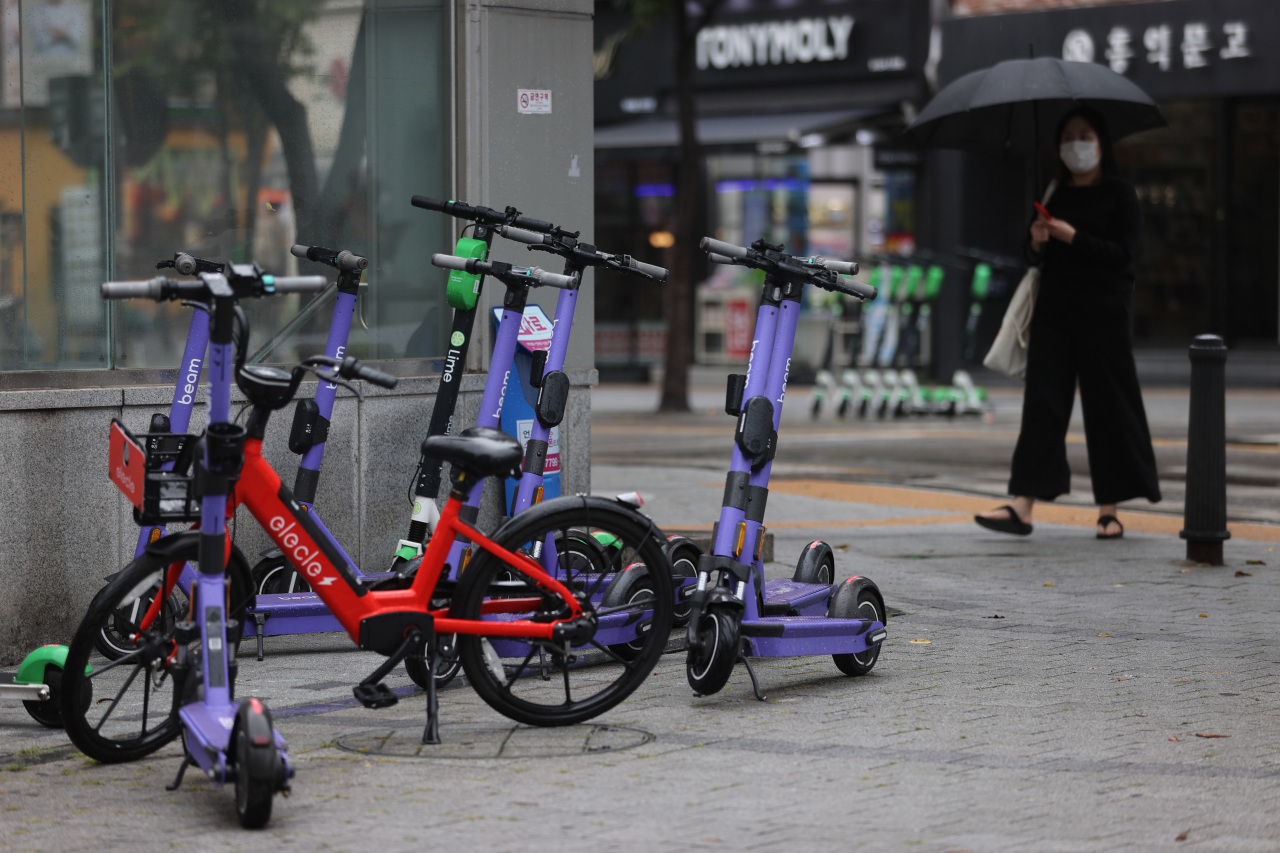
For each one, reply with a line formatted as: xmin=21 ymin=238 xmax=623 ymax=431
xmin=422 ymin=426 xmax=523 ymax=480
xmin=236 ymin=364 xmax=296 ymax=411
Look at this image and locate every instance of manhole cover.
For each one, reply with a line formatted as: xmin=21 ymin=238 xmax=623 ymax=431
xmin=335 ymin=723 xmax=654 ymax=759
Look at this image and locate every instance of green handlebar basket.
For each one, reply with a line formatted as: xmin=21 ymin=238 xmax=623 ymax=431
xmin=445 ymin=236 xmax=489 ymax=311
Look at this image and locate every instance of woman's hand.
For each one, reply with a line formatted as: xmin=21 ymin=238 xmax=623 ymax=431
xmin=1044 ymin=217 xmax=1076 ymax=244
xmin=1029 ymin=218 xmax=1050 ymax=251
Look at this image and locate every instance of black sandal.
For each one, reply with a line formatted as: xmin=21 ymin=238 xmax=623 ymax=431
xmin=1096 ymin=515 xmax=1124 ymax=540
xmin=974 ymin=505 xmax=1033 ymax=536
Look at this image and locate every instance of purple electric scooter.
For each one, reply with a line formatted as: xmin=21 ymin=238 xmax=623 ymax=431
xmin=91 ymin=246 xmax=384 ymax=663
xmin=679 ymin=237 xmax=889 ymax=700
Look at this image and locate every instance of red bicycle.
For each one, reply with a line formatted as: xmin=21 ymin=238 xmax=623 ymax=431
xmin=60 ymin=271 xmax=674 ymax=779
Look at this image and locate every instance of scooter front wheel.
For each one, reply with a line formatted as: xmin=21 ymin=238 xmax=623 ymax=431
xmin=686 ymin=606 xmax=738 ymax=696
xmin=829 ymin=576 xmax=886 ymax=676
xmin=233 ymin=699 xmax=284 ymax=830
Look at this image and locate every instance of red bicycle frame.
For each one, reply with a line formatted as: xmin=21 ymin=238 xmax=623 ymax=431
xmin=137 ymin=437 xmax=583 ymax=643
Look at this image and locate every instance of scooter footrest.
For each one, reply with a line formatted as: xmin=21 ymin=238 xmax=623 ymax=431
xmin=353 ymin=682 xmax=399 ymax=709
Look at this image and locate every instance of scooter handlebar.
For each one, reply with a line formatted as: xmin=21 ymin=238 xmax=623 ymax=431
xmin=101 ymin=278 xmax=169 ymax=300
xmin=413 ymin=196 xmax=557 ymax=233
xmin=829 ymin=277 xmax=878 ymax=301
xmin=622 ymin=256 xmax=669 ymax=281
xmin=700 ymin=237 xmax=749 ymax=259
xmin=817 ymin=258 xmax=859 ymax=276
xmin=290 ymin=244 xmax=369 ymax=272
xmin=337 ymin=355 xmax=398 ymax=389
xmin=431 ymin=253 xmax=474 ymax=273
xmin=268 ymin=275 xmax=329 ymax=294
xmin=498 ymin=225 xmax=548 ymax=246
xmin=708 ymin=253 xmax=735 ymax=265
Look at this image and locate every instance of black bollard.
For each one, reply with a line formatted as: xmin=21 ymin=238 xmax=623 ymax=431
xmin=1179 ymin=335 xmax=1230 ymax=564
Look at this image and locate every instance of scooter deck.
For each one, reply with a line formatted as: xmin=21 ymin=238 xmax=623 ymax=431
xmin=741 ymin=616 xmax=886 ymax=657
xmin=760 ymin=579 xmax=832 ymax=617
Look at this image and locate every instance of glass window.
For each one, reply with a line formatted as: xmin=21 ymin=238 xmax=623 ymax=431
xmin=2 ymin=0 xmax=452 ymax=375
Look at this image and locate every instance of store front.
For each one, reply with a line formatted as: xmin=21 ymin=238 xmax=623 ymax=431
xmin=938 ymin=0 xmax=1280 ymax=346
xmin=593 ymin=0 xmax=930 ymax=372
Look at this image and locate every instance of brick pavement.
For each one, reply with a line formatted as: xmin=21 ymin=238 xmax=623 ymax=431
xmin=2 ymin=463 xmax=1279 ymax=851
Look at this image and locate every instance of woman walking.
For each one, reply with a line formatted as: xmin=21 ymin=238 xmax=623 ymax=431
xmin=976 ymin=106 xmax=1161 ymax=539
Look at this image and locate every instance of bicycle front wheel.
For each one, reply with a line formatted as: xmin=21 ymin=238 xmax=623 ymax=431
xmin=451 ymin=496 xmax=674 ymax=727
xmin=61 ymin=536 xmax=253 ymax=763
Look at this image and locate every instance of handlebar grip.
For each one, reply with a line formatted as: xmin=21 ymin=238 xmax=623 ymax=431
xmin=708 ymin=253 xmax=735 ymax=265
xmin=700 ymin=237 xmax=749 ymax=259
xmin=270 ymin=275 xmax=329 ymax=294
xmin=356 ymin=364 xmax=398 ymax=389
xmin=173 ymin=253 xmax=198 ymax=276
xmin=533 ymin=268 xmax=577 ymax=289
xmin=831 ymin=278 xmax=878 ymax=301
xmin=821 ymin=259 xmax=859 ymax=276
xmin=334 ymin=250 xmax=369 ymax=272
xmin=101 ymin=278 xmax=166 ymax=300
xmin=499 ymin=225 xmax=549 ymax=246
xmin=625 ymin=257 xmax=669 ymax=282
xmin=289 ymin=244 xmax=310 ymax=259
xmin=511 ymin=214 xmax=555 ymax=233
xmin=431 ymin=253 xmax=476 ymax=273
xmin=411 ymin=195 xmax=448 ymax=212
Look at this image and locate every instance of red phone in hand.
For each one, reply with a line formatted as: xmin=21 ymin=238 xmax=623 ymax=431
xmin=1034 ymin=201 xmax=1054 ymax=221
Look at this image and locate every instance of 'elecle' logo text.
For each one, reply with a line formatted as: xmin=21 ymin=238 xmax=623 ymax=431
xmin=269 ymin=516 xmax=336 ymax=585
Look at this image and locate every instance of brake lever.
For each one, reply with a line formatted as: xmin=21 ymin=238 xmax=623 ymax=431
xmin=312 ymin=367 xmax=364 ymax=402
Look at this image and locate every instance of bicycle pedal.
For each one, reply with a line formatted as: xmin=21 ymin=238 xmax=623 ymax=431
xmin=353 ymin=681 xmax=399 ymax=709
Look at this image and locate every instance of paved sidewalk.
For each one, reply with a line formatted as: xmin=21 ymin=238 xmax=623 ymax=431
xmin=3 ymin=464 xmax=1279 ymax=852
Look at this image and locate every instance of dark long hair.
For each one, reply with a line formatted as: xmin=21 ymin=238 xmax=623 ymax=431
xmin=1056 ymin=105 xmax=1118 ymax=181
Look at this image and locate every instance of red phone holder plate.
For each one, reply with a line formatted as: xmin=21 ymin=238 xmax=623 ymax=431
xmin=109 ymin=420 xmax=146 ymax=510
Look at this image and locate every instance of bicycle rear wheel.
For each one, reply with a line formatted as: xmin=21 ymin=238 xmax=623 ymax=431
xmin=451 ymin=496 xmax=674 ymax=727
xmin=60 ymin=537 xmax=252 ymax=763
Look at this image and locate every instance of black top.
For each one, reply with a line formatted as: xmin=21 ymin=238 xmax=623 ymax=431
xmin=1027 ymin=176 xmax=1142 ymax=314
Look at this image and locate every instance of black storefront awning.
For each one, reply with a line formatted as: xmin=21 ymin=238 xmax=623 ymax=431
xmin=939 ymin=0 xmax=1280 ymax=101
xmin=594 ymin=109 xmax=880 ymax=150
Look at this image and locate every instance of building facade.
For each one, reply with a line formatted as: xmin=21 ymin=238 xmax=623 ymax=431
xmin=0 ymin=0 xmax=597 ymax=662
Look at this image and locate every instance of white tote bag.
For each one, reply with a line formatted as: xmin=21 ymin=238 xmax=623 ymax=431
xmin=983 ymin=180 xmax=1058 ymax=381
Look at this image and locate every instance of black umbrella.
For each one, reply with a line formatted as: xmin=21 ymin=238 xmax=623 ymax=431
xmin=901 ymin=57 xmax=1166 ymax=156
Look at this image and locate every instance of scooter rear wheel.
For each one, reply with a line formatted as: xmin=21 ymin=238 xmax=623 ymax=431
xmin=599 ymin=564 xmax=655 ymax=662
xmin=404 ymin=638 xmax=462 ymax=688
xmin=829 ymin=577 xmax=886 ymax=676
xmin=686 ymin=606 xmax=738 ymax=696
xmin=793 ymin=541 xmax=835 ymax=585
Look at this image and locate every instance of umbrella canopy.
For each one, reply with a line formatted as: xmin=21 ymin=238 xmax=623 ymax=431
xmin=901 ymin=57 xmax=1166 ymax=156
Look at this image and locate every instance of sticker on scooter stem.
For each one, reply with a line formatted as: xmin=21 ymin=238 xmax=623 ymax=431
xmin=451 ymin=331 xmax=465 ymax=347
xmin=491 ymin=304 xmax=554 ymax=352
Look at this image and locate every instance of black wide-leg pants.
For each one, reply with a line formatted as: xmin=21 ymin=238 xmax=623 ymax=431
xmin=1008 ymin=304 xmax=1162 ymax=505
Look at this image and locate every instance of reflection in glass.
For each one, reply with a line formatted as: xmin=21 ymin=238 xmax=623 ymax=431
xmin=0 ymin=0 xmax=452 ymax=374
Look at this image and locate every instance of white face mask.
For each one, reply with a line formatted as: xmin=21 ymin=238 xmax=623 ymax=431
xmin=1060 ymin=140 xmax=1101 ymax=175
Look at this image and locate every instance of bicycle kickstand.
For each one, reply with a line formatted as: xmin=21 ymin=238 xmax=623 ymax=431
xmin=422 ymin=636 xmax=447 ymax=746
xmin=738 ymin=643 xmax=767 ymax=702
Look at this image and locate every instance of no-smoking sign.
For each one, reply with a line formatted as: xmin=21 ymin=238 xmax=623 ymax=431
xmin=518 ymin=89 xmax=552 ymax=114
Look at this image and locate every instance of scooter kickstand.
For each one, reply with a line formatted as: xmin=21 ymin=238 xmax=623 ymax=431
xmin=422 ymin=640 xmax=442 ymax=746
xmin=738 ymin=645 xmax=767 ymax=702
xmin=254 ymin=612 xmax=267 ymax=661
xmin=165 ymin=755 xmax=195 ymax=791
